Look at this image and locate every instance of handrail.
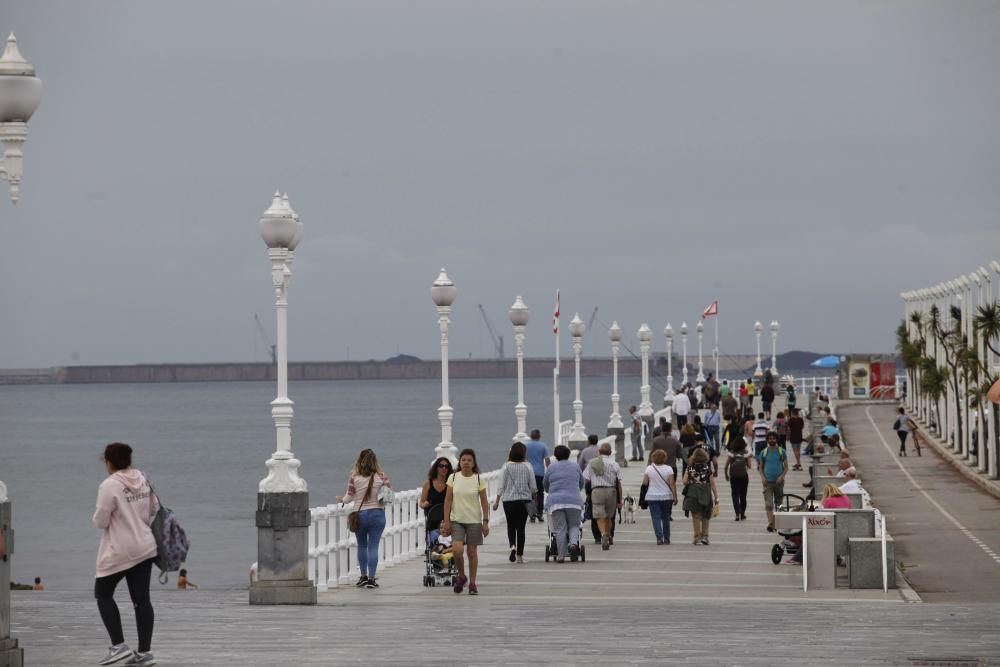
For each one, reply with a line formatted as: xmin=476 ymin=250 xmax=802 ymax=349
xmin=802 ymin=515 xmax=809 ymax=592
xmin=880 ymin=513 xmax=888 ymax=593
xmin=307 ymin=468 xmax=505 ymax=591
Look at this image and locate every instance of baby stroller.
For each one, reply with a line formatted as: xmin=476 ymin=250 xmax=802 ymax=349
xmin=422 ymin=504 xmax=458 ymax=587
xmin=769 ymin=493 xmax=813 ymax=565
xmin=544 ymin=511 xmax=586 ymax=563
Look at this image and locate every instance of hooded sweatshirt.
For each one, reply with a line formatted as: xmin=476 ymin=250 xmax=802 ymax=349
xmin=93 ymin=469 xmax=159 ymax=577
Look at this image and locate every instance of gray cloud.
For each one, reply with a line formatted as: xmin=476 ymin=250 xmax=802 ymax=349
xmin=2 ymin=1 xmax=999 ymax=367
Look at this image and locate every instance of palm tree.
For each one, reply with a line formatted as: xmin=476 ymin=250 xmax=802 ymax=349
xmin=919 ymin=356 xmax=948 ymax=433
xmin=938 ymin=305 xmax=965 ymax=450
xmin=973 ymin=302 xmax=1000 ymax=469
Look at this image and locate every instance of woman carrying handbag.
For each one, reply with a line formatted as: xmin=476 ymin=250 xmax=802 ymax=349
xmin=338 ymin=449 xmax=392 ymax=589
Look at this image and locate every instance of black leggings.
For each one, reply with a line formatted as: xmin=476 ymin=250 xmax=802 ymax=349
xmin=897 ymin=430 xmax=908 ymax=451
xmin=503 ymin=500 xmax=530 ymax=555
xmin=95 ymin=558 xmax=155 ymax=652
xmin=730 ymin=476 xmax=749 ymax=518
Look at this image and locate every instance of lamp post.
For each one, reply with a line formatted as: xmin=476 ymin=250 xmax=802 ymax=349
xmin=663 ymin=323 xmax=674 ymax=405
xmin=770 ymin=320 xmax=780 ymax=375
xmin=680 ymin=322 xmax=689 ymax=387
xmin=0 ymin=34 xmax=42 ymax=204
xmin=696 ymin=320 xmax=705 ymax=383
xmin=509 ymin=295 xmax=529 ymax=442
xmin=754 ymin=321 xmax=763 ymax=378
xmin=0 ymin=31 xmax=39 ymax=665
xmin=432 ymin=269 xmax=458 ymax=463
xmin=251 ymin=191 xmax=314 ymax=606
xmin=638 ymin=324 xmax=653 ymax=419
xmin=608 ymin=321 xmax=623 ymax=430
xmin=568 ymin=313 xmax=587 ymax=447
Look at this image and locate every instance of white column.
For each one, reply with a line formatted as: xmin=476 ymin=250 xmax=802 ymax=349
xmin=696 ymin=320 xmax=705 ymax=383
xmin=663 ymin=323 xmax=674 ymax=402
xmin=680 ymin=322 xmax=689 ymax=387
xmin=431 ymin=269 xmax=458 ymax=463
xmin=770 ymin=320 xmax=780 ymax=375
xmin=608 ymin=321 xmax=623 ymax=429
xmin=639 ymin=324 xmax=653 ymax=416
xmin=259 ymin=192 xmax=306 ymax=494
xmin=754 ymin=321 xmax=763 ymax=378
xmin=0 ymin=34 xmax=43 ymax=205
xmin=509 ymin=296 xmax=529 ymax=442
xmin=569 ymin=314 xmax=587 ymax=443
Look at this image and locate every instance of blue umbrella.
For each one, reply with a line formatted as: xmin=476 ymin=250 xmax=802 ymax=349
xmin=810 ymin=355 xmax=840 ymax=369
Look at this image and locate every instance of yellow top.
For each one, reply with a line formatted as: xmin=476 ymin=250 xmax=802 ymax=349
xmin=447 ymin=472 xmax=487 ymax=524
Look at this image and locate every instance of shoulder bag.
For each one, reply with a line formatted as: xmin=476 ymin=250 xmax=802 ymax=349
xmin=347 ymin=476 xmax=375 ymax=533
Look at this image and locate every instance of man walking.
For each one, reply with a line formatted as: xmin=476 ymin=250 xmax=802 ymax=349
xmin=578 ymin=434 xmax=600 ymax=471
xmin=703 ymin=404 xmax=721 ymax=454
xmin=653 ymin=422 xmax=685 ymax=476
xmin=629 ymin=406 xmax=645 ymax=462
xmin=752 ymin=412 xmax=770 ymax=459
xmin=582 ymin=442 xmax=622 ymax=550
xmin=787 ymin=407 xmax=805 ymax=471
xmin=759 ymin=431 xmax=788 ymax=533
xmin=760 ymin=381 xmax=775 ymax=419
xmin=526 ymin=429 xmax=550 ymax=522
xmin=672 ymin=389 xmax=691 ymax=428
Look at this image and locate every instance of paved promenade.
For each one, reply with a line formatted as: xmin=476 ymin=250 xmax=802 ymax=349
xmin=11 ymin=399 xmax=1000 ymax=665
xmin=838 ymin=402 xmax=1000 ymax=603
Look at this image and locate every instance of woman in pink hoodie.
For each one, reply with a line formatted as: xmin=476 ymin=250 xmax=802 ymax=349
xmin=93 ymin=443 xmax=159 ymax=666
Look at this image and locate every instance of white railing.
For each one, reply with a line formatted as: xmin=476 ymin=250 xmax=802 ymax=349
xmin=307 ymin=468 xmax=505 ymax=591
xmin=557 ymin=420 xmax=573 ymax=447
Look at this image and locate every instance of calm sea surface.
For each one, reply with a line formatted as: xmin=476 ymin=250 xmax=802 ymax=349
xmin=1 ymin=371 xmax=824 ymax=590
xmin=0 ymin=374 xmax=643 ymax=590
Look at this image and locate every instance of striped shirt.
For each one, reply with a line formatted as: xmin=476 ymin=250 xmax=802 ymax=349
xmin=498 ymin=461 xmax=537 ymax=501
xmin=343 ymin=472 xmax=391 ymax=512
xmin=753 ymin=419 xmax=770 ymax=443
xmin=582 ymin=455 xmax=621 ymax=488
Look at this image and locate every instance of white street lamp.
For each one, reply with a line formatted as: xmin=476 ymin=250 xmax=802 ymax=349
xmin=509 ymin=295 xmax=529 ymax=442
xmin=770 ymin=320 xmax=780 ymax=375
xmin=680 ymin=322 xmax=689 ymax=387
xmin=258 ymin=191 xmax=306 ymax=495
xmin=663 ymin=323 xmax=674 ymax=403
xmin=608 ymin=321 xmax=624 ymax=429
xmin=0 ymin=34 xmax=42 ymax=204
xmin=638 ymin=324 xmax=653 ymax=416
xmin=696 ymin=320 xmax=705 ymax=383
xmin=432 ymin=268 xmax=458 ymax=463
xmin=754 ymin=321 xmax=763 ymax=377
xmin=569 ymin=313 xmax=587 ymax=444
xmin=252 ymin=191 xmax=314 ymax=606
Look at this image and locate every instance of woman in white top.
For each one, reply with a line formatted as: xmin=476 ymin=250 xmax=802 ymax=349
xmin=642 ymin=449 xmax=678 ymax=545
xmin=491 ymin=442 xmax=537 ymax=564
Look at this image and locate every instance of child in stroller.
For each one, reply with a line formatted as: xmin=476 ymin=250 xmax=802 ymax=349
xmin=423 ymin=503 xmax=458 ymax=587
xmin=769 ymin=493 xmax=814 ymax=565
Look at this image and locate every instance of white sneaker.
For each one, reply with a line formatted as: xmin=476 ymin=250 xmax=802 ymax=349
xmin=99 ymin=644 xmax=132 ymax=665
xmin=124 ymin=651 xmax=156 ymax=666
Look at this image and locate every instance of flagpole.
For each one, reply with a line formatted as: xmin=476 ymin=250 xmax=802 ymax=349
xmin=714 ymin=297 xmax=720 ymax=380
xmin=553 ymin=290 xmax=560 ymax=449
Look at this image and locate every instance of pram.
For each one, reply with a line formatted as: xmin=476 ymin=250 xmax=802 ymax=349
xmin=544 ymin=511 xmax=586 ymax=563
xmin=769 ymin=493 xmax=815 ymax=565
xmin=422 ymin=503 xmax=458 ymax=587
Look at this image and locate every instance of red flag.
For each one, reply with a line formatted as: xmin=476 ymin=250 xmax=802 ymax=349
xmin=553 ymin=289 xmax=561 ymax=334
xmin=702 ymin=300 xmax=719 ymax=319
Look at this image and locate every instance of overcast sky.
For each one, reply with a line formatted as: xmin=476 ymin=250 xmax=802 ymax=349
xmin=2 ymin=1 xmax=999 ymax=368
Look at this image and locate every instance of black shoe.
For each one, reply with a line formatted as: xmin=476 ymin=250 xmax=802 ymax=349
xmin=365 ymin=578 xmax=379 ymax=589
xmin=740 ymin=514 xmax=747 ymax=521
xmin=509 ymin=547 xmax=516 ymax=563
xmin=734 ymin=516 xmax=741 ymax=522
xmin=767 ymin=525 xmax=775 ymax=533
xmin=355 ymin=576 xmax=369 ymax=587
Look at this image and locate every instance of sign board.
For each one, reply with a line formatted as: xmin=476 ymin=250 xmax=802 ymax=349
xmin=849 ymin=362 xmax=870 ymax=398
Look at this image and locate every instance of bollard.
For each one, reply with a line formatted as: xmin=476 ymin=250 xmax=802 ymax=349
xmin=0 ymin=482 xmax=24 ymax=667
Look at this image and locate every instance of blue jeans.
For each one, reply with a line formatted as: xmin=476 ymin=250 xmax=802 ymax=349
xmin=356 ymin=508 xmax=386 ymax=578
xmin=647 ymin=500 xmax=672 ymax=542
xmin=705 ymin=425 xmax=720 ymax=452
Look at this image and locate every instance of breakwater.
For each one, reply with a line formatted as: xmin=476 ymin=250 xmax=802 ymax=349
xmin=0 ymin=355 xmax=775 ymax=385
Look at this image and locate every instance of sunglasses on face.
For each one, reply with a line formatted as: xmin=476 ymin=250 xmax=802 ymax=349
xmin=437 ymin=463 xmax=450 ymax=468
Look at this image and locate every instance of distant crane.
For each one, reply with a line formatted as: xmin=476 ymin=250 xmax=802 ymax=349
xmin=477 ymin=304 xmax=505 ymax=359
xmin=583 ymin=306 xmax=599 ymax=350
xmin=254 ymin=314 xmax=277 ymax=364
